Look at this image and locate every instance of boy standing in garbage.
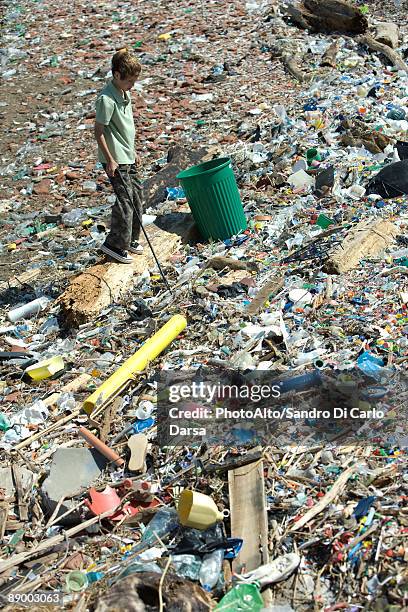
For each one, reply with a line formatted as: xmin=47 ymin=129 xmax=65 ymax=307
xmin=94 ymin=48 xmax=144 ymax=264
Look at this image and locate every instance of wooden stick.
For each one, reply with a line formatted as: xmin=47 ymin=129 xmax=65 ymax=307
xmin=0 ymin=506 xmax=118 ymax=574
xmin=11 ymin=465 xmax=28 ymax=521
xmin=14 ymin=409 xmax=81 ymax=451
xmin=321 ymin=39 xmax=340 ymax=67
xmin=282 ymin=54 xmax=311 ymax=83
xmin=289 ymin=465 xmax=355 ymax=532
xmin=0 ymin=504 xmax=8 ymax=542
xmin=0 ymin=269 xmax=41 ymax=291
xmin=358 ymin=35 xmax=408 ymax=72
xmin=158 ymin=555 xmax=172 ymax=612
xmin=42 ymin=373 xmax=91 ymax=408
xmin=247 ymin=275 xmax=285 ymax=315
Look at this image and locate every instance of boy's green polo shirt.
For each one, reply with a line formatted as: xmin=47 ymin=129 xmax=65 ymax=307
xmin=95 ymin=79 xmax=136 ymax=164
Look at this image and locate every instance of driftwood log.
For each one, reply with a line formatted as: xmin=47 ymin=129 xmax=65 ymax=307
xmin=285 ymin=0 xmax=368 ymax=34
xmin=324 ymin=219 xmax=398 ymax=274
xmin=374 ymin=22 xmax=399 ymax=49
xmin=58 ymin=219 xmax=195 ymax=326
xmin=358 ymin=35 xmax=408 ymax=72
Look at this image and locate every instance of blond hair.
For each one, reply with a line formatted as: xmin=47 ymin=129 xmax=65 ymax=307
xmin=111 ymin=48 xmax=141 ymax=79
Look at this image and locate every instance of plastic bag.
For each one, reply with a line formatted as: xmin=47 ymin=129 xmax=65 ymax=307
xmin=366 ymin=159 xmax=408 ymax=198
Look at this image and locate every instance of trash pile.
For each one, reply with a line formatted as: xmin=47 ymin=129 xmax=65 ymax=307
xmin=0 ymin=0 xmax=407 ymax=609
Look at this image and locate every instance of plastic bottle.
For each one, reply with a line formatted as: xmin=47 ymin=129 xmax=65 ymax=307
xmin=39 ymin=317 xmax=59 ymax=336
xmin=177 ymin=265 xmax=200 ymax=284
xmin=133 ymin=507 xmax=179 ymax=552
xmin=214 ymin=582 xmax=265 ymax=611
xmin=62 ymin=208 xmax=87 ymax=227
xmin=172 ymin=554 xmax=202 ymax=581
xmin=277 ymin=370 xmax=322 ymax=394
xmin=293 ymin=348 xmax=327 ymax=367
xmin=357 ymin=351 xmax=387 ymax=382
xmin=8 ymin=297 xmax=50 ymax=323
xmin=86 ymin=571 xmax=104 ymax=583
xmin=116 ymin=561 xmax=162 ymax=581
xmin=199 ymin=548 xmax=224 ymax=591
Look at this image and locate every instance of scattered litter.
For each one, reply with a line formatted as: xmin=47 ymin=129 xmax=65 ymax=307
xmin=0 ymin=0 xmax=407 ymax=609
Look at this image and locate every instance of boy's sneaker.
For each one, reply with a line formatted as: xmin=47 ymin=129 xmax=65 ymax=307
xmin=100 ymin=242 xmax=133 ymax=264
xmin=128 ymin=241 xmax=144 ymax=254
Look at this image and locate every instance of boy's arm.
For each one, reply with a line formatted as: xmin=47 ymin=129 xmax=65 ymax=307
xmin=94 ymin=122 xmax=118 ymax=177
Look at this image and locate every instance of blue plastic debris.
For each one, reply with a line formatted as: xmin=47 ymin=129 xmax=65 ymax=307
xmin=353 ymin=496 xmax=376 ymax=519
xmin=357 ymin=351 xmax=386 ymax=381
xmin=166 ymin=186 xmax=185 ymax=200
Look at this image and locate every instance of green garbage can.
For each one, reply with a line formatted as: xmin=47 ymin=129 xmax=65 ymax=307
xmin=176 ymin=157 xmax=247 ymax=241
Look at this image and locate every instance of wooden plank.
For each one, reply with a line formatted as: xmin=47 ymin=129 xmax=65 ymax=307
xmin=11 ymin=465 xmax=28 ymax=521
xmin=43 ymin=373 xmax=91 ymax=408
xmin=99 ymin=397 xmax=122 ymax=443
xmin=289 ymin=465 xmax=355 ymax=532
xmin=228 ymin=460 xmax=269 ymax=573
xmin=0 ymin=503 xmax=8 ymax=542
xmin=0 ymin=269 xmax=41 ymax=291
xmin=247 ymin=275 xmax=284 ymax=315
xmin=324 ymin=219 xmax=398 ymax=274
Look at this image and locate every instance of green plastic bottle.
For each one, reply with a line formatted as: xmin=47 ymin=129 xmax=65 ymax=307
xmin=215 ymin=583 xmax=264 ymax=611
xmin=0 ymin=413 xmax=10 ymax=432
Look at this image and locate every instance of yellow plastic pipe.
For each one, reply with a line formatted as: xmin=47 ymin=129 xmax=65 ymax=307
xmin=83 ymin=314 xmax=187 ymax=414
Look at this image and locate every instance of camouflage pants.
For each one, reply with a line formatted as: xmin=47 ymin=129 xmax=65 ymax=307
xmin=104 ymin=163 xmax=144 ymax=250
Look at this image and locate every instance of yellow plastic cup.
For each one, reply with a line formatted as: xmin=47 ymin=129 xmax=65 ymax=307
xmin=177 ymin=490 xmax=229 ymax=530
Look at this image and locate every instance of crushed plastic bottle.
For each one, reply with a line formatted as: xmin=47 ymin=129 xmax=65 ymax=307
xmin=56 ymin=393 xmax=76 ymax=412
xmin=199 ymin=548 xmax=224 ymax=591
xmin=94 ymin=352 xmax=116 ymax=370
xmin=62 ymin=208 xmax=88 ymax=227
xmin=39 ymin=317 xmax=60 ymax=336
xmin=172 ymin=554 xmax=202 ymax=580
xmin=177 ymin=265 xmax=200 ymax=284
xmin=82 ymin=180 xmax=97 ymax=191
xmin=293 ymin=348 xmax=327 ymax=367
xmin=133 ymin=507 xmax=179 ymax=553
xmin=357 ymin=351 xmax=388 ymax=382
xmin=166 ymin=186 xmax=185 ymax=200
xmin=1 ymin=401 xmax=49 ymax=445
xmin=116 ymin=561 xmax=162 ymax=581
